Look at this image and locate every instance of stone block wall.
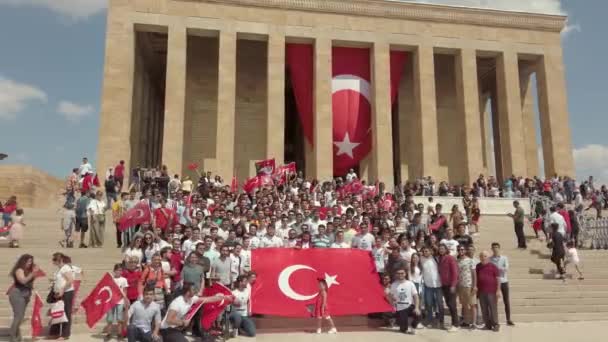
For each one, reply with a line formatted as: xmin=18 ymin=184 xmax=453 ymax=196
xmin=0 ymin=165 xmax=64 ymax=209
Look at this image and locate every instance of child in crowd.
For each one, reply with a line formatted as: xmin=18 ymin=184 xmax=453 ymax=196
xmin=60 ymin=202 xmax=76 ymax=248
xmin=103 ymin=264 xmax=129 ymax=340
xmin=9 ymin=208 xmax=25 ymax=248
xmin=314 ymin=278 xmax=337 ymax=334
xmin=565 ymin=241 xmax=584 ymax=280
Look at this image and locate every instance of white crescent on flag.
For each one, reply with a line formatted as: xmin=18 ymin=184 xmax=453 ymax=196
xmin=331 ymin=74 xmax=371 ymax=102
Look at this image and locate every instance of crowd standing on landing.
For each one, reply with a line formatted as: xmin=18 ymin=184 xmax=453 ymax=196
xmin=4 ymin=156 xmax=597 ymax=341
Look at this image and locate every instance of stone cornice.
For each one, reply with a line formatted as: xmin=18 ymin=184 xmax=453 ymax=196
xmin=179 ymin=0 xmax=566 ymax=32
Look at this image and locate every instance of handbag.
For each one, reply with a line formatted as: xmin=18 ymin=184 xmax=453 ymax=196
xmin=49 ymin=300 xmax=68 ymax=325
xmin=46 ymin=287 xmax=58 ymax=304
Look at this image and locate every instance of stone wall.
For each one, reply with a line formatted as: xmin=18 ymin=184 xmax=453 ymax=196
xmin=0 ymin=165 xmax=64 ymax=209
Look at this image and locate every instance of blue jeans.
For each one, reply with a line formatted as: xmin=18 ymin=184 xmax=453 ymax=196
xmin=229 ymin=311 xmax=256 ymax=337
xmin=127 ymin=325 xmax=154 ymax=342
xmin=423 ymin=286 xmax=444 ymax=325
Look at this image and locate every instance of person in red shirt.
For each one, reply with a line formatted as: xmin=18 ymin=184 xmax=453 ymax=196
xmin=557 ymin=203 xmax=572 ymax=235
xmin=121 ymin=257 xmax=142 ymax=304
xmin=438 ymin=244 xmax=459 ymax=330
xmin=82 ymin=172 xmax=94 ymax=195
xmin=168 ymin=238 xmax=184 ymax=291
xmin=153 ymin=198 xmax=176 ymax=235
xmin=476 ymin=251 xmax=501 ymax=332
xmin=114 ymin=160 xmax=125 ymax=191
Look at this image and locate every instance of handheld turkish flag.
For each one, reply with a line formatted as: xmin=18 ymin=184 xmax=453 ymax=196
xmin=118 ymin=200 xmax=151 ymax=231
xmin=6 ymin=268 xmax=46 ymax=295
xmin=187 ymin=162 xmax=199 ymax=171
xmin=201 ymin=283 xmax=233 ymax=329
xmin=243 ymin=177 xmax=261 ymax=194
xmin=230 ymin=176 xmax=238 ymax=193
xmin=31 ymin=292 xmax=44 ymax=337
xmin=72 ymin=279 xmax=82 ymax=313
xmin=255 ymin=158 xmax=276 ymax=176
xmin=251 ymin=248 xmax=393 ymax=317
xmin=80 ymin=273 xmax=123 ymax=328
xmin=429 ymin=216 xmax=447 ymax=232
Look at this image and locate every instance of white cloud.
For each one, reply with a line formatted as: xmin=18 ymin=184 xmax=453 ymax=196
xmin=561 ymin=22 xmax=581 ymax=37
xmin=0 ymin=76 xmax=47 ymax=120
xmin=0 ymin=0 xmax=106 ymax=20
xmin=395 ymin=0 xmax=564 ymax=14
xmin=574 ymin=145 xmax=608 ymax=186
xmin=57 ymin=101 xmax=95 ymax=122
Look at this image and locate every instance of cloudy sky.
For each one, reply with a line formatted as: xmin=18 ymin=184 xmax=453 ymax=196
xmin=0 ymin=0 xmax=606 ymax=183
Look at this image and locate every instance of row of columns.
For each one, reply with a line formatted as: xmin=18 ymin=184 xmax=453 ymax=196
xmin=97 ymin=16 xmax=574 ymax=187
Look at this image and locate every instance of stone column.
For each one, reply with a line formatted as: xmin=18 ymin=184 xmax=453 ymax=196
xmin=371 ymin=41 xmax=393 ymax=187
xmin=520 ymin=67 xmax=540 ymax=177
xmin=455 ymin=48 xmax=484 ymax=184
xmin=216 ymin=30 xmax=237 ymax=179
xmin=162 ymin=23 xmax=187 ymax=176
xmin=314 ymin=37 xmax=333 ymax=181
xmin=266 ymin=30 xmax=285 ymax=164
xmin=413 ymin=45 xmax=443 ymax=179
xmin=96 ymin=6 xmax=134 ymax=183
xmin=536 ymin=49 xmax=575 ymax=177
xmin=495 ymin=51 xmax=526 ymax=178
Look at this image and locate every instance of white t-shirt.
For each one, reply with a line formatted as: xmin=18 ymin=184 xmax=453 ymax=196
xmin=372 ymin=248 xmax=386 ymax=273
xmin=440 ymin=238 xmax=459 ymax=257
xmin=232 ymin=288 xmax=250 ymax=317
xmin=409 ymin=266 xmax=422 ymax=284
xmin=260 ymin=235 xmax=283 ymax=248
xmin=400 ymin=248 xmax=415 ymax=264
xmin=230 ymin=254 xmax=242 ymax=279
xmin=420 ymin=256 xmax=441 ymax=288
xmin=54 ymin=264 xmax=75 ymax=293
xmin=161 ymin=295 xmax=199 ymax=329
xmin=161 ymin=261 xmax=172 ymax=290
xmin=390 ymin=280 xmax=418 ymax=311
xmin=249 ymin=236 xmax=261 ymax=249
xmin=352 ymin=233 xmax=374 ymax=251
xmin=331 ymin=241 xmax=350 ymax=248
xmin=567 ymin=248 xmax=580 ymax=264
xmin=113 ymin=276 xmax=128 ymax=305
xmin=239 ymin=250 xmax=252 ymax=272
xmin=124 ymin=248 xmax=144 ymax=265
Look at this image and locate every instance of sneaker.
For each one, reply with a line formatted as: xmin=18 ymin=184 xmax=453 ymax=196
xmin=507 ymin=320 xmax=515 ymax=326
xmin=316 ymin=328 xmax=322 ymax=334
xmin=447 ymin=326 xmax=459 ymax=332
xmin=328 ymin=328 xmax=337 ymax=334
xmin=492 ymin=325 xmax=500 ymax=332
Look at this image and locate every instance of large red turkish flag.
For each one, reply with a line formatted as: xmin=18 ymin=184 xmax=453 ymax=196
xmin=332 ymin=47 xmax=372 ymax=176
xmin=118 ymin=200 xmax=151 ymax=231
xmin=251 ymin=248 xmax=392 ymax=317
xmin=80 ymin=273 xmax=123 ymax=328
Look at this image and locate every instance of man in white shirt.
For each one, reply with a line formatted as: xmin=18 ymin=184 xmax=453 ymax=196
xmin=439 ymin=227 xmax=460 ymax=257
xmin=549 ymin=206 xmax=567 ymax=236
xmin=351 ymin=223 xmax=374 ymax=251
xmin=160 ymin=282 xmax=226 ymax=341
xmin=260 ymin=226 xmax=283 ymax=248
xmin=419 ymin=246 xmax=444 ymax=328
xmin=330 ymin=230 xmax=350 ymax=248
xmin=388 ymin=268 xmax=420 ymax=334
xmin=346 ymin=169 xmax=357 ymax=183
xmin=78 ymin=157 xmax=93 ymax=177
xmin=248 ymin=225 xmax=261 ymax=249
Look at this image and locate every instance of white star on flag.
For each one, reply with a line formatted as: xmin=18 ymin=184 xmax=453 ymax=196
xmin=324 ymin=273 xmax=340 ymax=289
xmin=333 ymin=133 xmax=360 ymax=159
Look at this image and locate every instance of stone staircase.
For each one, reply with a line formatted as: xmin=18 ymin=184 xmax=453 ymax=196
xmin=0 ymin=207 xmax=607 ymax=336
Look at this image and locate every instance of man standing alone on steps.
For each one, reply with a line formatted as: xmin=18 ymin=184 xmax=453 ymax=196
xmin=507 ymin=201 xmax=526 ymax=249
xmin=490 ymin=243 xmax=514 ymax=326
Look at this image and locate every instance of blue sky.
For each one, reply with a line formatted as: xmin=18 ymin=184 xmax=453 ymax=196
xmin=0 ymin=0 xmax=607 ymax=183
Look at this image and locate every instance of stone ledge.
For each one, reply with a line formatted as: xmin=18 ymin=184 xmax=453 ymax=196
xmin=176 ymin=0 xmax=566 ymax=32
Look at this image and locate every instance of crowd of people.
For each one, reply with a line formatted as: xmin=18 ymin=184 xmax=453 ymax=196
xmin=4 ymin=156 xmax=597 ymax=342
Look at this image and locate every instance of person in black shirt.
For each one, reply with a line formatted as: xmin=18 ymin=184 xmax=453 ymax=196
xmin=104 ymin=175 xmax=117 ymax=208
xmin=453 ymin=223 xmax=473 ymax=248
xmin=550 ymin=223 xmax=566 ymax=279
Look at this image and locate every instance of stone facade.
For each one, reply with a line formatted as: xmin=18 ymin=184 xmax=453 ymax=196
xmin=97 ymin=0 xmax=575 ymax=186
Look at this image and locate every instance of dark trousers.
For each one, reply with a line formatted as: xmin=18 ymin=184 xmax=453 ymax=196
xmin=49 ymin=290 xmax=74 ymax=338
xmin=116 ymin=224 xmax=122 ymax=247
xmin=552 ymin=255 xmax=565 ymax=275
xmin=160 ymin=328 xmax=188 ymax=342
xmin=395 ymin=305 xmax=419 ymax=333
xmin=499 ymin=282 xmax=512 ymax=322
xmin=479 ymin=292 xmax=498 ymax=328
xmin=514 ymin=222 xmax=526 ymax=248
xmin=127 ymin=325 xmax=154 ymax=342
xmin=441 ymin=286 xmax=459 ymax=327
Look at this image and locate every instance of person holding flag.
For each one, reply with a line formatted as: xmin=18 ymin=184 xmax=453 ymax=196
xmin=8 ymin=254 xmax=40 ymax=342
xmin=229 ymin=275 xmax=256 ymax=337
xmin=159 ymin=282 xmax=229 ymax=342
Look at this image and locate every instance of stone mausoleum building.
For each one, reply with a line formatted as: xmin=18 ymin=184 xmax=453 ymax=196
xmin=96 ymin=0 xmax=575 ymax=186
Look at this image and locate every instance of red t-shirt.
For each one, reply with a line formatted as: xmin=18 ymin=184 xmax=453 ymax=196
xmin=169 ymin=252 xmax=183 ymax=284
xmin=114 ymin=164 xmax=124 ymax=178
xmin=122 ymin=269 xmax=142 ymax=301
xmin=476 ymin=262 xmax=499 ymax=294
xmin=154 ymin=208 xmax=175 ymax=231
